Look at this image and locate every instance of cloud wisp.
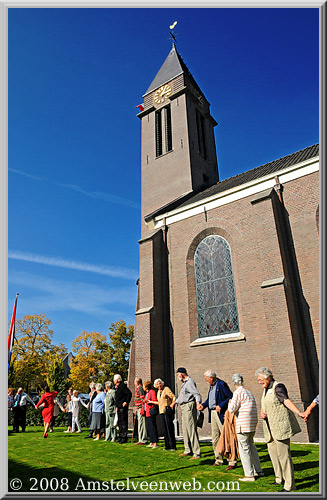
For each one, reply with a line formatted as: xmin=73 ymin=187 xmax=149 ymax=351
xmin=8 ymin=250 xmax=138 ymax=281
xmin=9 ymin=168 xmax=141 ymax=209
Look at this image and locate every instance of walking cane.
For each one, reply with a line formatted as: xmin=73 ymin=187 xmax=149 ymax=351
xmin=131 ymin=411 xmax=137 ymax=443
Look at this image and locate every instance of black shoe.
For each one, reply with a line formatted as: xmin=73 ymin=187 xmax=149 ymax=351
xmin=271 ymin=482 xmax=283 ymax=486
xmin=84 ymin=435 xmax=93 ymax=439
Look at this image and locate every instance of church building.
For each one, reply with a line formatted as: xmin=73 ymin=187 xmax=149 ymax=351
xmin=128 ymin=43 xmax=319 ymax=442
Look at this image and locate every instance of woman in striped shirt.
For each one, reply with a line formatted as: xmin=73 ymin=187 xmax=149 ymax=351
xmin=228 ymin=374 xmax=263 ymax=482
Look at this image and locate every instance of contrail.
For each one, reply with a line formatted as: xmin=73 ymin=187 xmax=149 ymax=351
xmin=8 ymin=250 xmax=138 ymax=281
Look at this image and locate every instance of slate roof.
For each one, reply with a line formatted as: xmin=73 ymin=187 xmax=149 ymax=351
xmin=143 ymin=43 xmax=204 ymax=98
xmin=145 ymin=144 xmax=319 ymax=222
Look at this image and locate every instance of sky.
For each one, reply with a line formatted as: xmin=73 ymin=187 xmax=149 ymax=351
xmin=7 ymin=7 xmax=319 ymax=351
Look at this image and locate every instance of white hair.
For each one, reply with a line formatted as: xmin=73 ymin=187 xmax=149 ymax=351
xmin=113 ymin=374 xmax=122 ymax=383
xmin=255 ymin=367 xmax=273 ymax=379
xmin=154 ymin=378 xmax=164 ymax=388
xmin=204 ymin=370 xmax=217 ymax=378
xmin=105 ymin=381 xmax=113 ymax=389
xmin=232 ymin=373 xmax=243 ymax=386
xmin=89 ymin=382 xmax=96 ymax=389
xmin=95 ymin=383 xmax=103 ymax=391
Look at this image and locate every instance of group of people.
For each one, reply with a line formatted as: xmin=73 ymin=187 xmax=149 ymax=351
xmin=133 ymin=366 xmax=318 ymax=492
xmin=9 ymin=366 xmax=319 ymax=492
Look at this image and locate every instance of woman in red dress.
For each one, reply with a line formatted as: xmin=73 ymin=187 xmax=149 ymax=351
xmin=36 ymin=386 xmax=58 ymax=438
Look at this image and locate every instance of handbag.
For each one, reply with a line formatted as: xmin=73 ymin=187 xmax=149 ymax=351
xmin=196 ymin=410 xmax=204 ymax=428
xmin=149 ymin=405 xmax=159 ymax=417
xmin=113 ymin=412 xmax=118 ymax=427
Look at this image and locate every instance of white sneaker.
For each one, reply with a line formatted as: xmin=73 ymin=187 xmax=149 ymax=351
xmin=238 ymin=477 xmax=255 ymax=482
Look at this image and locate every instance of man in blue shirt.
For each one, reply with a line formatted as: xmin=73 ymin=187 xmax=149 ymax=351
xmin=198 ymin=370 xmax=235 ymax=469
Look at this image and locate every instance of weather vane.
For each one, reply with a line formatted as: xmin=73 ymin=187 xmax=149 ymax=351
xmin=169 ymin=21 xmax=178 ymax=45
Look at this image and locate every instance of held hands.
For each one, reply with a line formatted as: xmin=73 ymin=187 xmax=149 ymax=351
xmin=215 ymin=405 xmax=221 ymax=413
xmin=298 ymin=411 xmax=308 ymax=422
xmin=197 ymin=403 xmax=203 ymax=411
xmin=122 ymin=402 xmax=127 ymax=407
xmin=170 ymin=401 xmax=176 ymax=409
xmin=260 ymin=409 xmax=267 ymax=419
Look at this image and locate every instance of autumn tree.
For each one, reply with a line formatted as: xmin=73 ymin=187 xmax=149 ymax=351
xmin=9 ymin=314 xmax=67 ymax=392
xmin=68 ymin=331 xmax=108 ymax=392
xmin=98 ymin=320 xmax=134 ymax=382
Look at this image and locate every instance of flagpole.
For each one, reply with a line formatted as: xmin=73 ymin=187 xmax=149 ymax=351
xmin=8 ymin=293 xmax=19 ymax=374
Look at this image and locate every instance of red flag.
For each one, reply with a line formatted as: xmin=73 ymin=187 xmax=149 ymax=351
xmin=8 ymin=293 xmax=19 ymax=371
xmin=136 ymin=104 xmax=144 ymax=112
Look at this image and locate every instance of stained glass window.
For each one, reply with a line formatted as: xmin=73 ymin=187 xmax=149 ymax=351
xmin=194 ymin=235 xmax=239 ymax=337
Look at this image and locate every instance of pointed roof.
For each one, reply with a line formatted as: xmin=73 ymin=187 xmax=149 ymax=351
xmin=143 ymin=44 xmax=203 ymax=98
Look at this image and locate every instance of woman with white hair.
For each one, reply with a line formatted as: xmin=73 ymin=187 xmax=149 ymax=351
xmin=255 ymin=367 xmax=302 ymax=492
xmin=228 ymin=374 xmax=263 ymax=482
xmin=153 ymin=378 xmax=177 ymax=451
xmin=90 ymin=383 xmax=105 ymax=441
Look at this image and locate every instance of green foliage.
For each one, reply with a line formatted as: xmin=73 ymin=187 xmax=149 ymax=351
xmin=47 ymin=356 xmax=69 ymax=395
xmin=24 ymin=405 xmax=90 ymax=428
xmin=98 ymin=320 xmax=134 ymax=383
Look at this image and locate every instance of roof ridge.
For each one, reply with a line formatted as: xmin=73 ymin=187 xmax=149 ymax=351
xmin=218 ymin=143 xmax=319 ymax=185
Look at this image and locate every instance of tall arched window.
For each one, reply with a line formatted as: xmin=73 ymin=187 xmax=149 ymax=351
xmin=194 ymin=235 xmax=239 ymax=337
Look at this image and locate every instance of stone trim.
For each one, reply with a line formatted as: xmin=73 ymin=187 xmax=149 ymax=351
xmin=190 ymin=332 xmax=245 ymax=347
xmin=135 ymin=306 xmax=154 ymax=316
xmin=261 ymin=277 xmax=285 ymax=288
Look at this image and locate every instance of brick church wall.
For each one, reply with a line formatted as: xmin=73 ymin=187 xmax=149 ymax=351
xmin=164 ymin=171 xmax=319 ymax=442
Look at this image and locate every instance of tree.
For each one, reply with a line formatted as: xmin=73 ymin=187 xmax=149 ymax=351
xmin=68 ymin=331 xmax=108 ymax=392
xmin=47 ymin=355 xmax=69 ymax=395
xmin=10 ymin=314 xmax=67 ymax=392
xmin=100 ymin=320 xmax=134 ymax=382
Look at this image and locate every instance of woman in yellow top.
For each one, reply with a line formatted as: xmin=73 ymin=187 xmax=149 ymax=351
xmin=153 ymin=379 xmax=177 ymax=451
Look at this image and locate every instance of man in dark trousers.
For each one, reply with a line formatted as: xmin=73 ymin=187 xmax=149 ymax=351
xmin=13 ymin=387 xmax=36 ymax=432
xmin=114 ymin=374 xmax=132 ymax=444
xmin=198 ymin=370 xmax=235 ymax=470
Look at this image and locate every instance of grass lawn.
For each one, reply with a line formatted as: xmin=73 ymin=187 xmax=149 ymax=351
xmin=8 ymin=427 xmax=319 ymax=494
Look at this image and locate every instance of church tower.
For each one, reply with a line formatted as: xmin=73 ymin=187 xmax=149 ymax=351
xmin=138 ymin=43 xmax=219 ymax=234
xmin=130 ymin=42 xmax=220 ymax=389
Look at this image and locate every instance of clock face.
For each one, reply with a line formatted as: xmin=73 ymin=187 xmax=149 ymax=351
xmin=154 ymin=84 xmax=172 ymax=104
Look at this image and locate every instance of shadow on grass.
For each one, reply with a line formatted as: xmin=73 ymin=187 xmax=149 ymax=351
xmin=8 ymin=458 xmax=206 ymax=493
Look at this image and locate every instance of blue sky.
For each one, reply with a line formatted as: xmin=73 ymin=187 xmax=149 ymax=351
xmin=8 ymin=7 xmax=319 ymax=350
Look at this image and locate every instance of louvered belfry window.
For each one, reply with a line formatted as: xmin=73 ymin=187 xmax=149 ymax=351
xmin=155 ymin=110 xmax=163 ymax=157
xmin=155 ymin=105 xmax=172 ymax=157
xmin=165 ymin=105 xmax=172 ymax=152
xmin=194 ymin=235 xmax=239 ymax=337
xmin=196 ymin=109 xmax=207 ymax=159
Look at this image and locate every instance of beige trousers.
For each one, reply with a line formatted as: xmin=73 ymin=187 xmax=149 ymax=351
xmin=136 ymin=407 xmax=147 ymax=443
xmin=237 ymin=431 xmax=262 ymax=477
xmin=181 ymin=401 xmax=201 ymax=457
xmin=267 ymin=437 xmax=296 ymax=491
xmin=211 ymin=410 xmax=236 ymax=465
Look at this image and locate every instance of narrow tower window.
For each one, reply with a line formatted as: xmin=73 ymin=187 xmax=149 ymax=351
xmin=196 ymin=109 xmax=207 ymax=159
xmin=155 ymin=105 xmax=172 ymax=157
xmin=155 ymin=110 xmax=163 ymax=157
xmin=165 ymin=105 xmax=172 ymax=152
